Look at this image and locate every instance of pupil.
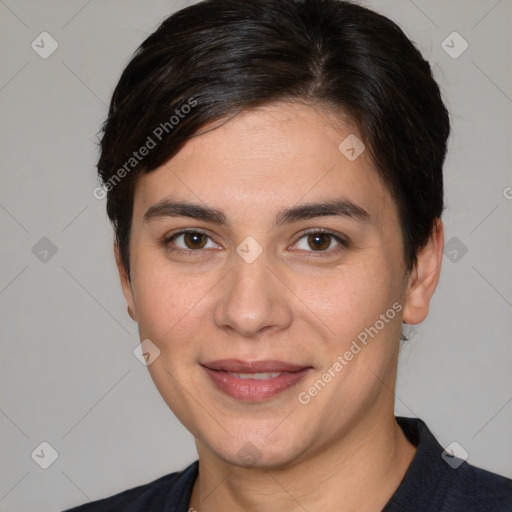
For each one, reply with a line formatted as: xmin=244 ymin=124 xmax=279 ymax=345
xmin=309 ymin=233 xmax=330 ymax=251
xmin=185 ymin=232 xmax=206 ymax=249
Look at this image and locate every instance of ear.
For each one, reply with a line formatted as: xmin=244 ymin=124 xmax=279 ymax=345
xmin=114 ymin=243 xmax=137 ymax=322
xmin=402 ymin=218 xmax=444 ymax=325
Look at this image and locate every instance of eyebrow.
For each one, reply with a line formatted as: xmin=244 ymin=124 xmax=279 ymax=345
xmin=143 ymin=198 xmax=370 ymax=227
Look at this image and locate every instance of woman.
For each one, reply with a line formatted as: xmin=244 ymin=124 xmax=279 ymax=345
xmin=65 ymin=0 xmax=512 ymax=510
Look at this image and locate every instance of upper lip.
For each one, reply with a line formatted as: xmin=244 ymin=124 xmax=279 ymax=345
xmin=202 ymin=359 xmax=310 ymax=373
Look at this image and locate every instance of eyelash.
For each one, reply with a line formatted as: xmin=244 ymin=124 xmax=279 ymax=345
xmin=162 ymin=228 xmax=349 ymax=258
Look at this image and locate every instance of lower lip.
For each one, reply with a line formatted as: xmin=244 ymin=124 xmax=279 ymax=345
xmin=202 ymin=367 xmax=311 ymax=402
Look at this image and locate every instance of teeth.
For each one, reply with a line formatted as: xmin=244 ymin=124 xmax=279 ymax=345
xmin=227 ymin=371 xmax=282 ymax=380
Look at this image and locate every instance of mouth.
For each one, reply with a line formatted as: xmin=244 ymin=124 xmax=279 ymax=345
xmin=201 ymin=359 xmax=313 ymax=402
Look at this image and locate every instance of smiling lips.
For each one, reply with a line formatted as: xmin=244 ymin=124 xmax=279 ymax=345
xmin=201 ymin=359 xmax=312 ymax=402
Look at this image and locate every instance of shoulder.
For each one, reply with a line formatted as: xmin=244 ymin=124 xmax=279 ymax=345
xmin=449 ymin=460 xmax=512 ymax=511
xmin=61 ymin=460 xmax=198 ymax=512
xmin=386 ymin=417 xmax=512 ymax=512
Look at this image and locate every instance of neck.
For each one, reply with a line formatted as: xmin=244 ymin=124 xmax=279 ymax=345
xmin=189 ymin=410 xmax=416 ymax=512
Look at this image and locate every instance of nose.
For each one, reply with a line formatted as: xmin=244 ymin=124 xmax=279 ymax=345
xmin=213 ymin=248 xmax=293 ymax=338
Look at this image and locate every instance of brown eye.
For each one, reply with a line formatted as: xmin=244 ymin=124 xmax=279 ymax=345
xmin=182 ymin=232 xmax=208 ymax=249
xmin=294 ymin=230 xmax=348 ymax=255
xmin=307 ymin=233 xmax=332 ymax=251
xmin=165 ymin=230 xmax=218 ymax=255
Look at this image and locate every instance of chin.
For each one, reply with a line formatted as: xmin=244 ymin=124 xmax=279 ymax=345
xmin=202 ymin=425 xmax=308 ymax=470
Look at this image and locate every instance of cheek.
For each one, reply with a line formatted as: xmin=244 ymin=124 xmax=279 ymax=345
xmin=130 ymin=256 xmax=212 ymax=343
xmin=293 ymin=261 xmax=400 ymax=342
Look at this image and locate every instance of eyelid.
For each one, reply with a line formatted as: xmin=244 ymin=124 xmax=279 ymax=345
xmin=166 ymin=227 xmax=209 ymax=239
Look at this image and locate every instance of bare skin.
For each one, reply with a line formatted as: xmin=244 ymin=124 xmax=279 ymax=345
xmin=115 ymin=102 xmax=444 ymax=511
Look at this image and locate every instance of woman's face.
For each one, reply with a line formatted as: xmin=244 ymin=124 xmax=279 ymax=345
xmin=119 ymin=102 xmax=416 ymax=468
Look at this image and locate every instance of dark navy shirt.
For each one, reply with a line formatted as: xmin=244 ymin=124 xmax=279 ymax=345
xmin=63 ymin=417 xmax=512 ymax=511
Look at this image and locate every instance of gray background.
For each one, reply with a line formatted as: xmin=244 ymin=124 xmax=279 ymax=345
xmin=0 ymin=0 xmax=511 ymax=510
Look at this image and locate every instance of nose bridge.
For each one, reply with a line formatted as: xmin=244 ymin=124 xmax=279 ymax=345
xmin=214 ymin=243 xmax=292 ymax=337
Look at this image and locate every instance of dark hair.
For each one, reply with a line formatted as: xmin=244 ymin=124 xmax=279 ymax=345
xmin=98 ymin=0 xmax=450 ymax=278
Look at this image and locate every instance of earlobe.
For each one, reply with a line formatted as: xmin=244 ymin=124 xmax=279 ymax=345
xmin=402 ymin=218 xmax=444 ymax=325
xmin=114 ymin=244 xmax=137 ymax=322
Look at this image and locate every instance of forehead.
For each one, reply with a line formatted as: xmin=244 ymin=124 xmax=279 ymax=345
xmin=132 ymin=102 xmax=393 ymax=224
